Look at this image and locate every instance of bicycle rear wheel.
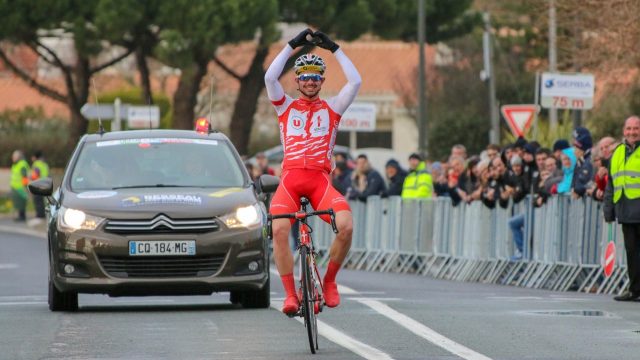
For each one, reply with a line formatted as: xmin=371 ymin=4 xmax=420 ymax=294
xmin=300 ymin=246 xmax=318 ymax=353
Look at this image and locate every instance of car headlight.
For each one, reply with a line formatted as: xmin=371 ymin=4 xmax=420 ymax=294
xmin=58 ymin=207 xmax=105 ymax=232
xmin=221 ymin=204 xmax=261 ymax=228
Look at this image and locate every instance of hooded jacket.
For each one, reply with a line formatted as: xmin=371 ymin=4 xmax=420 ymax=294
xmin=401 ymin=161 xmax=433 ymax=199
xmin=557 ymin=148 xmax=576 ymax=194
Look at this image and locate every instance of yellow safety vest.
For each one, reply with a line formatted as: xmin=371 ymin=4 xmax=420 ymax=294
xmin=31 ymin=159 xmax=49 ymax=180
xmin=611 ymin=144 xmax=640 ymax=203
xmin=11 ymin=159 xmax=30 ymax=191
xmin=401 ymin=161 xmax=433 ymax=199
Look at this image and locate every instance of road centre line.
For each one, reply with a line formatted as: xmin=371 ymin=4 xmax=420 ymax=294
xmin=270 ymin=300 xmax=394 ymax=360
xmin=355 ymin=298 xmax=493 ymax=360
xmin=0 ymin=263 xmax=19 ymax=270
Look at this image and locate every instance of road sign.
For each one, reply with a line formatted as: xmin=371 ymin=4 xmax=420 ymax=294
xmin=500 ymin=104 xmax=539 ymax=138
xmin=339 ymin=102 xmax=377 ymax=132
xmin=127 ymin=106 xmax=160 ymax=128
xmin=80 ymin=104 xmax=118 ymax=120
xmin=540 ymin=72 xmax=595 ymax=109
xmin=604 ymin=224 xmax=616 ymax=277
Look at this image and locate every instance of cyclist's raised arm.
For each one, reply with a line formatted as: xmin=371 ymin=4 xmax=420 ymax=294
xmin=327 ymin=49 xmax=362 ymax=115
xmin=265 ymin=29 xmax=313 ymax=114
xmin=264 ymin=45 xmax=292 ymax=112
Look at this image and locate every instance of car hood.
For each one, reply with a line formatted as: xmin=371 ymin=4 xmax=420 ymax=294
xmin=61 ymin=187 xmax=258 ymax=219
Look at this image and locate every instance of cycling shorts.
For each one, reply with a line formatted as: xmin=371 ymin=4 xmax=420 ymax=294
xmin=269 ymin=168 xmax=351 ymax=224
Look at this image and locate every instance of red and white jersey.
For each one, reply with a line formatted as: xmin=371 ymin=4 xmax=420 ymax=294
xmin=264 ymin=45 xmax=361 ymax=174
xmin=271 ymin=96 xmax=341 ymax=173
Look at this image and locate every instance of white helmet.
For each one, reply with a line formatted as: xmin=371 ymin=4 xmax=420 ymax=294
xmin=294 ymin=54 xmax=326 ymax=75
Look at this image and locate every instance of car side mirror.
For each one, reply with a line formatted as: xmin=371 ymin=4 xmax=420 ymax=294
xmin=28 ymin=178 xmax=53 ymax=196
xmin=256 ymin=175 xmax=280 ymax=194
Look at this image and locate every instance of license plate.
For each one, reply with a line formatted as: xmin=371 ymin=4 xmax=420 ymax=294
xmin=129 ymin=240 xmax=196 ymax=256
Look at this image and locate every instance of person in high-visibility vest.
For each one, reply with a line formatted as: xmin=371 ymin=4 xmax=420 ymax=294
xmin=604 ymin=115 xmax=640 ymax=301
xmin=10 ymin=150 xmax=30 ymax=222
xmin=30 ymin=150 xmax=50 ymax=219
xmin=401 ymin=153 xmax=433 ymax=199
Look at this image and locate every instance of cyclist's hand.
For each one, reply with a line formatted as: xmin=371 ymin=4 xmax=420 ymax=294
xmin=313 ymin=31 xmax=339 ymax=53
xmin=288 ymin=28 xmax=314 ymax=49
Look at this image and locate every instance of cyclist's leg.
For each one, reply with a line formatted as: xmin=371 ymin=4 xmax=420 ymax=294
xmin=269 ymin=171 xmax=302 ymax=314
xmin=311 ymin=172 xmax=353 ymax=307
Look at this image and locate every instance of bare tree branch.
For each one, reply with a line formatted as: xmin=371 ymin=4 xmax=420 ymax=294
xmin=90 ymin=48 xmax=134 ymax=74
xmin=212 ymin=56 xmax=243 ymax=81
xmin=0 ymin=47 xmax=67 ymax=103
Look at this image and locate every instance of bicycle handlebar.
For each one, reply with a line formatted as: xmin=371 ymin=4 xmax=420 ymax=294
xmin=267 ymin=209 xmax=339 ymax=236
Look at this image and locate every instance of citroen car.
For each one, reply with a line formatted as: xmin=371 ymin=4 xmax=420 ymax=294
xmin=29 ymin=129 xmax=279 ymax=311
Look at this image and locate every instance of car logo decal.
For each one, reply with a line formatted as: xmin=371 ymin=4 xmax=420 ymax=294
xmin=208 ymin=188 xmax=243 ymax=198
xmin=121 ymin=194 xmax=203 ymax=207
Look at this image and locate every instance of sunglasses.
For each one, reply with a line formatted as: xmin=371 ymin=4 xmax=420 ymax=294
xmin=297 ymin=74 xmax=323 ymax=82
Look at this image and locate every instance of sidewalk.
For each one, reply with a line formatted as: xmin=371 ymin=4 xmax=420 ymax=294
xmin=0 ymin=213 xmax=47 ymax=238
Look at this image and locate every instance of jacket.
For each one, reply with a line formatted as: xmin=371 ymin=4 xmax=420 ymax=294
xmin=348 ymin=168 xmax=386 ymax=202
xmin=401 ymin=162 xmax=433 ymax=199
xmin=571 ymin=148 xmax=594 ymax=197
xmin=604 ymin=142 xmax=640 ymax=223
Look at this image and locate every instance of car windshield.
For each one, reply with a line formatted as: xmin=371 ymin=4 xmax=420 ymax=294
xmin=69 ymin=138 xmax=246 ymax=191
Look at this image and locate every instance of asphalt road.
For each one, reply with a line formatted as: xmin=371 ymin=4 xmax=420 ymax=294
xmin=1 ymin=228 xmax=640 ymax=360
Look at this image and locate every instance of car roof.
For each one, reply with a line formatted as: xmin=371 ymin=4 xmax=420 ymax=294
xmin=82 ymin=130 xmax=230 ymax=143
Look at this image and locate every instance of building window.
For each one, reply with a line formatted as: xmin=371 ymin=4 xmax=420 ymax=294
xmin=336 ymin=131 xmax=392 ymax=149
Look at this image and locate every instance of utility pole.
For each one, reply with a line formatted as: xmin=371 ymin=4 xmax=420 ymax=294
xmin=482 ymin=12 xmax=499 ymax=144
xmin=417 ymin=0 xmax=428 ymax=157
xmin=549 ymin=0 xmax=558 ymax=130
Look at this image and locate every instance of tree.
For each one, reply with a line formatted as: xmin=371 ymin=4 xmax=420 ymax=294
xmin=0 ymin=1 xmax=134 ymax=148
xmin=94 ymin=0 xmax=163 ymax=105
xmin=155 ymin=0 xmax=278 ymax=130
xmin=214 ymin=0 xmax=478 ymax=155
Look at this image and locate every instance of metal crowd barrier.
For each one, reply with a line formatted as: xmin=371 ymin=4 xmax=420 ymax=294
xmin=309 ymin=195 xmax=629 ymax=295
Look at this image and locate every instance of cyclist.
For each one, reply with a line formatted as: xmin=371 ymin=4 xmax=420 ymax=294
xmin=264 ymin=28 xmax=361 ymax=315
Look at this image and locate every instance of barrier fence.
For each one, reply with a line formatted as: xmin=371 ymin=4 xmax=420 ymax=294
xmin=309 ymin=195 xmax=629 ymax=295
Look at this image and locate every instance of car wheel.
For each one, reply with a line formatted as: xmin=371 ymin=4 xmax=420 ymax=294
xmin=48 ymin=276 xmax=78 ymax=312
xmin=239 ymin=276 xmax=271 ymax=309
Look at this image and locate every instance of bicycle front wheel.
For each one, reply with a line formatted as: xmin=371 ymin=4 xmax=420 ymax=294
xmin=300 ymin=245 xmax=318 ymax=353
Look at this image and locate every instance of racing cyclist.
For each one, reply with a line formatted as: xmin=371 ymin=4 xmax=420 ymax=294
xmin=264 ymin=28 xmax=361 ymax=315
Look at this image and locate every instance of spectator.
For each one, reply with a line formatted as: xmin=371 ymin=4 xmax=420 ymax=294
xmin=557 ymin=148 xmax=576 ymax=194
xmin=472 ymin=159 xmax=491 ymax=202
xmin=589 ymin=151 xmax=608 ymax=201
xmin=451 ymin=144 xmax=467 ymax=160
xmin=10 ymin=150 xmax=30 ymax=222
xmin=453 ymin=156 xmax=479 ymax=204
xmin=401 ymin=153 xmax=433 ymax=199
xmin=384 ymin=159 xmax=407 ymax=197
xmin=502 ymin=144 xmax=515 ymax=170
xmin=604 ymin=115 xmax=640 ymax=301
xmin=30 ymin=150 xmax=49 ymax=221
xmin=530 ymin=148 xmax=551 ymax=206
xmin=513 ymin=136 xmax=528 ymax=160
xmin=506 ymin=155 xmax=530 ymax=204
xmin=255 ymin=152 xmax=275 ymax=176
xmin=598 ymin=136 xmax=616 ymax=161
xmin=332 ymin=161 xmax=352 ymax=196
xmin=348 ymin=154 xmax=386 ymax=202
xmin=522 ymin=143 xmax=539 ymax=183
xmin=430 ymin=161 xmax=449 ymax=197
xmin=540 ymin=156 xmax=564 ymax=199
xmin=552 ymin=139 xmax=571 ymax=162
xmin=482 ymin=157 xmax=509 ymax=209
xmin=335 ymin=151 xmax=355 ymax=170
xmin=571 ymin=127 xmax=594 ymax=199
xmin=486 ymin=144 xmax=501 ymax=162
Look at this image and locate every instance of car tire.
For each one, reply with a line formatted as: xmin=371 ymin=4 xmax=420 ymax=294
xmin=239 ymin=276 xmax=270 ymax=309
xmin=48 ymin=278 xmax=78 ymax=312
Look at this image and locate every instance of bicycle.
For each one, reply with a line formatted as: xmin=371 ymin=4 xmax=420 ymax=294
xmin=267 ymin=197 xmax=339 ymax=354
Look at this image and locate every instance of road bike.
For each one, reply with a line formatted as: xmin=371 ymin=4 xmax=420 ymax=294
xmin=268 ymin=197 xmax=338 ymax=354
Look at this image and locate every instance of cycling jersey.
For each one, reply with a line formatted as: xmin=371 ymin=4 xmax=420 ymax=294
xmin=265 ymin=44 xmax=361 ymax=174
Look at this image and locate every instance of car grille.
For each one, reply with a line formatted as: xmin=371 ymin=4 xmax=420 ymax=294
xmin=98 ymin=255 xmax=226 ymax=278
xmin=104 ymin=215 xmax=219 ymax=234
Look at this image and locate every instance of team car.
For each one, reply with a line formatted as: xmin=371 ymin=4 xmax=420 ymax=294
xmin=28 ymin=128 xmax=279 ymax=311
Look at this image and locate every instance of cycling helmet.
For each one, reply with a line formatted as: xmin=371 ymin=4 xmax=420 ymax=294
xmin=294 ymin=54 xmax=326 ymax=75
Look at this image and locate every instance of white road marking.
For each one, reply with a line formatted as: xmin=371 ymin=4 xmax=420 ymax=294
xmin=270 ymin=299 xmax=394 ymax=360
xmin=356 ymin=299 xmax=493 ymax=360
xmin=0 ymin=225 xmax=46 ymax=239
xmin=0 ymin=295 xmax=46 ymax=301
xmin=0 ymin=301 xmax=46 ymax=306
xmin=0 ymin=263 xmax=19 ymax=270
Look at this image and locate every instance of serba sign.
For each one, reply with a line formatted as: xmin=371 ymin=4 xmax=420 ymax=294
xmin=540 ymin=72 xmax=594 ymax=98
xmin=339 ymin=103 xmax=377 ymax=132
